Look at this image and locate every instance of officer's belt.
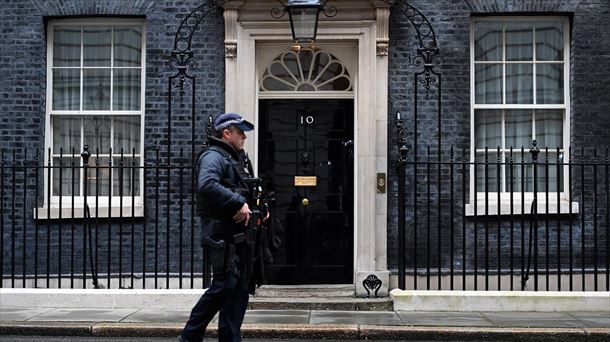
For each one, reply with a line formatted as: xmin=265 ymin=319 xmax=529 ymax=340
xmin=215 ymin=232 xmax=248 ymax=245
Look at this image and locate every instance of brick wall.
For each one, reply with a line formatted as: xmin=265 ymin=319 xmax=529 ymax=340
xmin=387 ymin=0 xmax=610 ymax=276
xmin=1 ymin=0 xmax=608 ymax=287
xmin=0 ymin=0 xmax=224 ymax=285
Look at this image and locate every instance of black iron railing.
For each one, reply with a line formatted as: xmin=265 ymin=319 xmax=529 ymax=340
xmin=0 ymin=146 xmax=210 ymax=289
xmin=2 ymin=140 xmax=608 ymax=291
xmin=394 ymin=136 xmax=609 ymax=291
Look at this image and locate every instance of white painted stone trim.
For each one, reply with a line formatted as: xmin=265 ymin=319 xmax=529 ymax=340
xmin=391 ymin=289 xmax=610 ymax=312
xmin=226 ymin=1 xmax=390 ymax=297
xmin=34 ymin=204 xmax=145 ymax=220
xmin=0 ymin=288 xmax=205 ymax=310
xmin=223 ymin=9 xmax=239 ymax=58
xmin=4 ymin=288 xmax=608 ymax=312
xmin=465 ymin=200 xmax=579 ymax=216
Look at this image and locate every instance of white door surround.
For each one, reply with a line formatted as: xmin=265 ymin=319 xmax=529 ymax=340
xmin=222 ymin=1 xmax=391 ymax=296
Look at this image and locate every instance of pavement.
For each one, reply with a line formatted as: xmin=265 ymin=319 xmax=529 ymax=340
xmin=1 ymin=307 xmax=609 ymax=341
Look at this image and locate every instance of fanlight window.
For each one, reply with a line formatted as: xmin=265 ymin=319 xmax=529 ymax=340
xmin=260 ymin=50 xmax=352 ymax=92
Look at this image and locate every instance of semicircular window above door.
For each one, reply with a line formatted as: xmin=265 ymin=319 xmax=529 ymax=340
xmin=260 ymin=50 xmax=353 ymax=92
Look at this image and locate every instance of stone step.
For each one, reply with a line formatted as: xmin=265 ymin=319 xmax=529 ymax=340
xmin=254 ymin=284 xmax=356 ymax=298
xmin=248 ymin=296 xmax=393 ymax=311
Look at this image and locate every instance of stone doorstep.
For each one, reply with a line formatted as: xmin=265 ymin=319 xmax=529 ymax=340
xmin=251 ymin=284 xmax=393 ymax=311
xmin=1 ymin=322 xmax=608 ymax=341
xmin=254 ymin=284 xmax=356 ymax=298
xmin=249 ymin=297 xmax=393 ymax=311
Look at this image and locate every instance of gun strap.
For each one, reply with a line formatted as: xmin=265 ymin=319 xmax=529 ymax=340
xmin=244 ymin=152 xmax=255 ymax=177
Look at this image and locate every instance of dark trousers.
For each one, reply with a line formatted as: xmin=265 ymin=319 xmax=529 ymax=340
xmin=180 ymin=270 xmax=249 ymax=342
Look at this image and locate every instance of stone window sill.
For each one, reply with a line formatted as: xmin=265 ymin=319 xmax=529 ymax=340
xmin=465 ymin=200 xmax=579 ymax=216
xmin=35 ymin=205 xmax=144 ymax=220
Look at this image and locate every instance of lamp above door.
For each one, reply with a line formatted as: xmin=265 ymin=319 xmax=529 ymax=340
xmin=272 ymin=0 xmax=337 ymax=50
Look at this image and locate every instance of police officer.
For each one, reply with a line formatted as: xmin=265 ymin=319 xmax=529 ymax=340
xmin=179 ymin=113 xmax=254 ymax=342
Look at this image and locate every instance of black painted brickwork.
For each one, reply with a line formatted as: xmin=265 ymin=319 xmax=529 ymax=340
xmin=387 ymin=0 xmax=610 ymax=275
xmin=1 ymin=0 xmax=609 ymax=285
xmin=1 ymin=0 xmax=224 ymax=285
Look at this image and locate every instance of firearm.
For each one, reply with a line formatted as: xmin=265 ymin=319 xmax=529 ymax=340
xmin=242 ymin=177 xmax=266 ymax=279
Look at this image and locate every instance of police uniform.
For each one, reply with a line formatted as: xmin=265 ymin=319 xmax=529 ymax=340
xmin=180 ymin=113 xmax=254 ymax=342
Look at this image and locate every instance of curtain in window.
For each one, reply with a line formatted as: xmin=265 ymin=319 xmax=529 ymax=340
xmin=52 ymin=27 xmax=81 ymax=110
xmin=474 ymin=22 xmax=502 ymax=61
xmin=113 ymin=26 xmax=142 ymax=67
xmin=83 ymin=26 xmax=111 ymax=67
xmin=113 ymin=69 xmax=141 ymax=110
xmin=536 ymin=63 xmax=563 ymax=104
xmin=505 ymin=22 xmax=533 ymax=61
xmin=475 ymin=64 xmax=502 ymax=104
xmin=52 ymin=117 xmax=81 ymax=195
xmin=114 ymin=26 xmax=142 ymax=110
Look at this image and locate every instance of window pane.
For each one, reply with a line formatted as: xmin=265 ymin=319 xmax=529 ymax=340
xmin=475 ymin=110 xmax=501 ymax=149
xmin=317 ymin=61 xmax=345 ymax=85
xmin=113 ymin=157 xmax=140 ymax=196
xmin=83 ymin=26 xmax=111 ymax=67
xmin=505 ymin=21 xmax=533 ymax=61
xmin=311 ymin=53 xmax=331 ymax=81
xmin=536 ymin=21 xmax=563 ymax=61
xmin=508 ymin=152 xmax=533 ymax=193
xmin=52 ymin=69 xmax=80 ymax=110
xmin=536 ymin=63 xmax=563 ymax=104
xmin=113 ymin=26 xmax=142 ymax=67
xmin=267 ymin=61 xmax=296 ymax=89
xmin=535 ymin=110 xmax=563 ymax=149
xmin=475 ymin=64 xmax=502 ymax=104
xmin=506 ymin=63 xmax=533 ymax=104
xmin=83 ymin=69 xmax=111 ymax=110
xmin=505 ymin=109 xmax=532 ymax=149
xmin=283 ymin=52 xmax=300 ymax=78
xmin=261 ymin=76 xmax=291 ymax=91
xmin=52 ymin=157 xmax=80 ymax=196
xmin=317 ymin=76 xmax=351 ymax=91
xmin=475 ymin=152 xmax=500 ymax=193
xmin=53 ymin=116 xmax=81 ymax=153
xmin=310 ymin=53 xmax=340 ymax=81
xmin=114 ymin=116 xmax=141 ymax=153
xmin=474 ymin=21 xmax=502 ymax=61
xmin=86 ymin=157 xmax=110 ymax=197
xmin=299 ymin=50 xmax=313 ymax=79
xmin=53 ymin=26 xmax=81 ymax=67
xmin=83 ymin=117 xmax=111 ymax=154
xmin=113 ymin=69 xmax=141 ymax=110
xmin=536 ymin=152 xmax=563 ymax=193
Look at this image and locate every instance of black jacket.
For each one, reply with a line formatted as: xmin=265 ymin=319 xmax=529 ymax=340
xmin=196 ymin=137 xmax=248 ymax=240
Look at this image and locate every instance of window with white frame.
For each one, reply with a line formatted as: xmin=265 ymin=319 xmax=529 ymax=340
xmin=47 ymin=20 xmax=145 ymax=202
xmin=471 ymin=17 xmax=569 ymax=195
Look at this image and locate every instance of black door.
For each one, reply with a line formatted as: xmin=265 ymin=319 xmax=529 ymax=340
xmin=259 ymin=99 xmax=354 ymax=284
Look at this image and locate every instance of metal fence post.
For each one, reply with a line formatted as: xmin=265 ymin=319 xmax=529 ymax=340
xmin=81 ymin=144 xmax=100 ymax=289
xmin=530 ymin=140 xmax=540 ymax=291
xmin=81 ymin=145 xmax=90 ymax=289
xmin=396 ymin=112 xmax=408 ymax=290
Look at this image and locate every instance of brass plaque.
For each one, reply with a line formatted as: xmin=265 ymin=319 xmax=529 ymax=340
xmin=294 ymin=176 xmax=317 ymax=187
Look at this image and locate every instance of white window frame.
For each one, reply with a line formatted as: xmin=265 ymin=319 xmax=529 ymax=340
xmin=468 ymin=16 xmax=576 ymax=215
xmin=40 ymin=18 xmax=146 ymax=218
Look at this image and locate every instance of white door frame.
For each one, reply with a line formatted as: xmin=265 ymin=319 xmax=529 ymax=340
xmin=224 ymin=18 xmax=389 ymax=296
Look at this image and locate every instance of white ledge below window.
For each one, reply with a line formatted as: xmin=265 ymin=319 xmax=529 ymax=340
xmin=465 ymin=200 xmax=579 ymax=217
xmin=35 ymin=205 xmax=145 ymax=220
